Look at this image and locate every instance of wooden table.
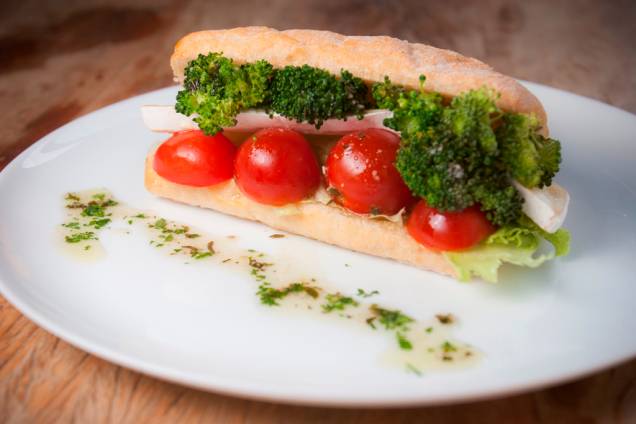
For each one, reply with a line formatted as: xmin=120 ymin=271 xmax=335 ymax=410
xmin=1 ymin=0 xmax=635 ymax=421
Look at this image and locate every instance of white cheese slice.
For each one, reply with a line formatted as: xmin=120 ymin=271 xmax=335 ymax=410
xmin=141 ymin=105 xmax=396 ymax=135
xmin=513 ymin=181 xmax=570 ymax=233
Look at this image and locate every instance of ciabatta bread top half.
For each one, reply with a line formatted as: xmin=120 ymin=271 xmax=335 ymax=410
xmin=170 ymin=26 xmax=548 ymax=131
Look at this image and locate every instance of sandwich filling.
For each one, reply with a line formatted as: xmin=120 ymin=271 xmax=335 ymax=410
xmin=157 ymin=52 xmax=571 ymax=281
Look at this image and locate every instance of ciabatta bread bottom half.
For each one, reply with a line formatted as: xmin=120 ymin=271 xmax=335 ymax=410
xmin=144 ymin=153 xmax=457 ymax=277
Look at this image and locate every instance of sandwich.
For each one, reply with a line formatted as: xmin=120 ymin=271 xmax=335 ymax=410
xmin=141 ymin=26 xmax=570 ymax=282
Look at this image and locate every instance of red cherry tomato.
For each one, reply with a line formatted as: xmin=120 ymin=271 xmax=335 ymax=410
xmin=153 ymin=130 xmax=236 ymax=187
xmin=326 ymin=129 xmax=415 ymax=215
xmin=234 ymin=128 xmax=321 ymax=206
xmin=407 ymin=200 xmax=495 ymax=251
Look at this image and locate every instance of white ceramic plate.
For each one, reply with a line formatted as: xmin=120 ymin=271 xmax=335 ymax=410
xmin=1 ymin=83 xmax=635 ymax=407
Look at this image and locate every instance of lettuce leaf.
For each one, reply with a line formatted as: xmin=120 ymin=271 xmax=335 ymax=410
xmin=444 ymin=216 xmax=570 ymax=283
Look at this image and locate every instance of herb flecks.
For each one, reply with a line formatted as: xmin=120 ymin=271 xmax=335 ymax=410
xmin=441 ymin=341 xmax=459 ymax=361
xmin=356 ymin=288 xmax=380 ymax=298
xmin=368 ymin=304 xmax=415 ymax=350
xmin=62 ymin=192 xmax=119 ymax=246
xmin=81 ymin=198 xmax=118 ymax=217
xmin=257 ymin=282 xmax=320 ymax=306
xmin=145 ymin=216 xmax=216 ymax=260
xmin=397 ymin=332 xmax=413 ymax=350
xmin=88 ymin=218 xmax=111 ymax=229
xmin=369 ymin=305 xmax=414 ymax=331
xmin=322 ymin=293 xmax=359 ymax=313
xmin=62 ymin=222 xmax=81 ymax=230
xmin=65 ymin=232 xmax=97 ymax=243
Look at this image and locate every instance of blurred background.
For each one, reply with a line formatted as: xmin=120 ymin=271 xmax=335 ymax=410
xmin=1 ymin=0 xmax=635 ymax=170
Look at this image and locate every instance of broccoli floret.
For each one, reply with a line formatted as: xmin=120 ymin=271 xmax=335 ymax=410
xmin=377 ymin=84 xmax=524 ymax=226
xmin=176 ymin=54 xmax=369 ymax=133
xmin=497 ymin=113 xmax=561 ymax=187
xmin=270 ymin=66 xmax=369 ymax=128
xmin=372 ymin=76 xmax=443 ymax=139
xmin=175 ymin=53 xmax=274 ymax=135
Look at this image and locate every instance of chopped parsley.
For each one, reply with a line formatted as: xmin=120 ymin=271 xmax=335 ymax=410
xmin=442 ymin=341 xmax=457 ymax=352
xmin=257 ymin=282 xmax=320 ymax=306
xmin=396 ymin=332 xmax=413 ymax=350
xmin=81 ymin=203 xmax=105 ymax=217
xmin=366 ymin=305 xmax=415 ymax=350
xmin=80 ymin=198 xmax=117 ymax=217
xmin=322 ymin=293 xmax=359 ymax=313
xmin=88 ymin=218 xmax=111 ymax=229
xmin=356 ymin=288 xmax=380 ymax=298
xmin=181 ymin=245 xmax=214 ymax=259
xmin=150 ymin=218 xmax=167 ymax=230
xmin=65 ymin=231 xmax=97 ymax=243
xmin=192 ymin=251 xmax=212 ymax=260
xmin=369 ymin=305 xmax=414 ymax=331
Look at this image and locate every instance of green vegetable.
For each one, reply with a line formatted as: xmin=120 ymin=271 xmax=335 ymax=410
xmin=175 ymin=53 xmax=369 ymax=135
xmin=88 ymin=218 xmax=111 ymax=229
xmin=270 ymin=66 xmax=368 ymax=128
xmin=257 ymin=282 xmax=320 ymax=306
xmin=322 ymin=293 xmax=359 ymax=313
xmin=80 ymin=199 xmax=117 ymax=218
xmin=376 ymin=83 xmax=523 ymax=226
xmin=62 ymin=222 xmax=81 ymax=230
xmin=65 ymin=232 xmax=97 ymax=243
xmin=373 ymin=78 xmax=562 ymax=227
xmin=441 ymin=341 xmax=458 ymax=353
xmin=176 ymin=53 xmax=274 ymax=135
xmin=191 ymin=251 xmax=213 ymax=260
xmin=372 ymin=76 xmax=442 ymax=139
xmin=444 ymin=215 xmax=571 ymax=282
xmin=356 ymin=288 xmax=380 ymax=298
xmin=369 ymin=304 xmax=414 ymax=331
xmin=497 ymin=113 xmax=561 ymax=188
xmin=396 ymin=332 xmax=413 ymax=350
xmin=81 ymin=203 xmax=106 ymax=217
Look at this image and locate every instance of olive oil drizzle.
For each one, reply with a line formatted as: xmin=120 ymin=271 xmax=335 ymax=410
xmin=60 ymin=189 xmax=479 ymax=375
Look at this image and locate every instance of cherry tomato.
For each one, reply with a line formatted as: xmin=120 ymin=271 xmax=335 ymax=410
xmin=234 ymin=128 xmax=321 ymax=206
xmin=406 ymin=200 xmax=495 ymax=251
xmin=326 ymin=129 xmax=415 ymax=215
xmin=153 ymin=130 xmax=236 ymax=187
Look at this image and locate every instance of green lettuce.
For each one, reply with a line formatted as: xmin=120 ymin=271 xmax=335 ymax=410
xmin=444 ymin=216 xmax=570 ymax=282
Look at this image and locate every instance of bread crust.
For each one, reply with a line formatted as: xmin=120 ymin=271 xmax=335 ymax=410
xmin=145 ymin=153 xmax=457 ymax=277
xmin=171 ymin=26 xmax=548 ymax=131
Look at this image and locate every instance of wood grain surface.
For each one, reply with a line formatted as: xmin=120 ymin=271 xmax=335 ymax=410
xmin=1 ymin=0 xmax=635 ymax=422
